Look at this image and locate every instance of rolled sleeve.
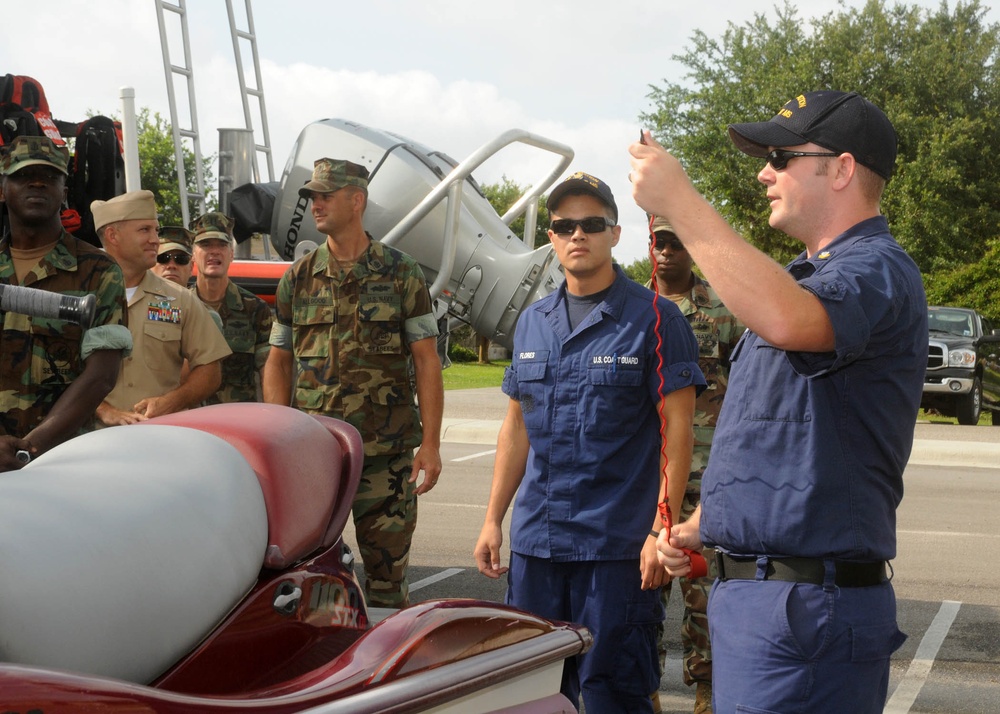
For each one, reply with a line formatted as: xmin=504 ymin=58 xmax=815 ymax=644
xmin=404 ymin=313 xmax=439 ymax=344
xmin=269 ymin=320 xmax=293 ymax=350
xmin=81 ymin=324 xmax=133 ymax=361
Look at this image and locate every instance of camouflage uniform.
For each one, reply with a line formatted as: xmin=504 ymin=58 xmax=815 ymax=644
xmin=648 ymin=275 xmax=743 ymax=687
xmin=273 ymin=237 xmax=438 ymax=607
xmin=192 ymin=280 xmax=272 ymax=404
xmin=1 ymin=230 xmax=130 ymax=437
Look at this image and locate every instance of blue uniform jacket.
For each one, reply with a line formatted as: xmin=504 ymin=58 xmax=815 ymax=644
xmin=700 ymin=217 xmax=927 ymax=561
xmin=503 ymin=266 xmax=704 ymax=561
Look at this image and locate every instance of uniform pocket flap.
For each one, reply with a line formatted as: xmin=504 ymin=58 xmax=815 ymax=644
xmin=588 ymin=367 xmax=643 ymax=387
xmin=850 ymin=622 xmax=907 ymax=662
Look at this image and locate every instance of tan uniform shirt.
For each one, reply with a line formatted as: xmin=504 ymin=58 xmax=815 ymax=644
xmin=105 ymin=271 xmax=231 ymax=411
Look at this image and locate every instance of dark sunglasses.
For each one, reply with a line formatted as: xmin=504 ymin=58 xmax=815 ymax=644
xmin=549 ymin=216 xmax=613 ymax=235
xmin=764 ymin=149 xmax=840 ymax=171
xmin=156 ymin=252 xmax=191 ymax=266
xmin=652 ymin=233 xmax=685 ymax=252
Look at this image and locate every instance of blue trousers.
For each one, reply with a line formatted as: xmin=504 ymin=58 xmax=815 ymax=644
xmin=708 ymin=561 xmax=906 ymax=713
xmin=506 ymin=553 xmax=662 ymax=713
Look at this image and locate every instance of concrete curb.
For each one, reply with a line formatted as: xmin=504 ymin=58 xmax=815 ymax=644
xmin=908 ymin=439 xmax=1000 ymax=469
xmin=441 ymin=419 xmax=1000 ymax=469
xmin=441 ymin=418 xmax=502 ymax=446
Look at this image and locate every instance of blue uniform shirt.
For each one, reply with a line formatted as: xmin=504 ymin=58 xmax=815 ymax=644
xmin=503 ymin=265 xmax=705 ymax=561
xmin=700 ymin=217 xmax=927 ymax=562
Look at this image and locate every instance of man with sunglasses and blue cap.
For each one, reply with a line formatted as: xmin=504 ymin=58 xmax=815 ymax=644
xmin=631 ymin=92 xmax=926 ymax=713
xmin=475 ymin=171 xmax=704 ymax=713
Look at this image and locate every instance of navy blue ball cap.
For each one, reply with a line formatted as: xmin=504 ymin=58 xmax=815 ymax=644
xmin=546 ymin=171 xmax=618 ymax=223
xmin=728 ymin=91 xmax=898 ymax=180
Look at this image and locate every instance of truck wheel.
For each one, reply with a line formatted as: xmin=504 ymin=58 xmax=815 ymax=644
xmin=956 ymin=377 xmax=982 ymax=425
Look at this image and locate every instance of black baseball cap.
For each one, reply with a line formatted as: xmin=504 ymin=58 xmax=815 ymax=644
xmin=728 ymin=91 xmax=897 ymax=180
xmin=546 ymin=171 xmax=618 ymax=223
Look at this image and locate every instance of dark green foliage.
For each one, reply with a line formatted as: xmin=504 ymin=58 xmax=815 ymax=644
xmin=447 ymin=342 xmax=478 ymax=363
xmin=134 ymin=108 xmax=217 ymax=226
xmin=479 ymin=176 xmax=550 ymax=248
xmin=621 ymin=258 xmax=653 ymax=286
xmin=924 ymin=238 xmax=1000 ymax=322
xmin=640 ymin=0 xmax=1000 ymax=306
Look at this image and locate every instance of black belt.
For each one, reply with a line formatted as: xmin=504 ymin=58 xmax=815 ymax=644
xmin=716 ymin=552 xmax=888 ymax=588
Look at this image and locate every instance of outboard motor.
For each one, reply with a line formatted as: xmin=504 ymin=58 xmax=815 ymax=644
xmin=270 ymin=119 xmax=569 ymax=350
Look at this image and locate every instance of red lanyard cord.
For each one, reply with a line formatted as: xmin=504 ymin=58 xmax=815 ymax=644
xmin=648 ymin=214 xmax=708 ymax=579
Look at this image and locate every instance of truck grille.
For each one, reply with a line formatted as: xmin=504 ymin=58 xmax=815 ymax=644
xmin=927 ymin=341 xmax=946 ymax=370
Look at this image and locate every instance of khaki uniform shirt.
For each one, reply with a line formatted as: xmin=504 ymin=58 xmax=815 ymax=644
xmin=273 ymin=239 xmax=438 ymax=457
xmin=1 ymin=230 xmax=131 ymax=436
xmin=192 ymin=280 xmax=273 ymax=404
xmin=105 ymin=271 xmax=231 ymax=411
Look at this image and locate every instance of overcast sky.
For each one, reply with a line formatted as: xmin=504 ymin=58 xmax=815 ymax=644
xmin=2 ymin=0 xmax=994 ymax=264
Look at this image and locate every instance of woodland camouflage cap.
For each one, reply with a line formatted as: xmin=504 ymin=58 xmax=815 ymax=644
xmin=158 ymin=226 xmax=194 ymax=254
xmin=190 ymin=211 xmax=235 ymax=244
xmin=1 ymin=135 xmax=69 ymax=176
xmin=298 ymin=158 xmax=370 ymax=198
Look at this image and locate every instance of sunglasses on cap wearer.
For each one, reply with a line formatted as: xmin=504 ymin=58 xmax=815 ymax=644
xmin=764 ymin=149 xmax=840 ymax=171
xmin=651 ymin=232 xmax=685 ymax=252
xmin=156 ymin=252 xmax=191 ymax=266
xmin=549 ymin=216 xmax=614 ymax=235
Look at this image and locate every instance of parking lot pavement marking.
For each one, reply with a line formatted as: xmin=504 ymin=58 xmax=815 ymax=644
xmin=452 ymin=449 xmax=497 ymax=463
xmin=423 ymin=502 xmax=486 ymax=509
xmin=883 ymin=600 xmax=962 ymax=714
xmin=410 ymin=568 xmax=464 ymax=593
xmin=898 ymin=529 xmax=1000 ymax=540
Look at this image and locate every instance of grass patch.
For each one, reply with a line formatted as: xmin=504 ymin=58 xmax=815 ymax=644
xmin=918 ymin=408 xmax=993 ymax=426
xmin=442 ymin=360 xmax=509 ymax=391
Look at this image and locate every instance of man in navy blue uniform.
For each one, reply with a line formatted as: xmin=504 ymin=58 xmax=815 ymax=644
xmin=474 ymin=172 xmax=704 ymax=713
xmin=631 ymin=92 xmax=926 ymax=713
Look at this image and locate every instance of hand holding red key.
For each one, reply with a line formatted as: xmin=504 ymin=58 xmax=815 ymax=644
xmin=658 ymin=500 xmax=708 ymax=579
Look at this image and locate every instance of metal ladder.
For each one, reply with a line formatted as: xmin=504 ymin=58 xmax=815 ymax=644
xmin=225 ymin=0 xmax=274 ymax=184
xmin=154 ymin=0 xmax=274 ymax=227
xmin=154 ymin=0 xmax=207 ymax=226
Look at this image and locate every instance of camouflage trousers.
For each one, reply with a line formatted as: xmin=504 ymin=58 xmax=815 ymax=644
xmin=352 ymin=451 xmax=416 ymax=609
xmin=658 ymin=488 xmax=714 ymax=686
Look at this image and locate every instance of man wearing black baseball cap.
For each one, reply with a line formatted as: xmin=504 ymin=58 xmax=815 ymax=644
xmin=475 ymin=171 xmax=703 ymax=713
xmin=630 ymin=91 xmax=926 ymax=713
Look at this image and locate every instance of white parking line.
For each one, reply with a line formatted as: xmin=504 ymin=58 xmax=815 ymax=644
xmin=898 ymin=529 xmax=1000 ymax=539
xmin=422 ymin=502 xmax=486 ymax=509
xmin=452 ymin=449 xmax=497 ymax=463
xmin=410 ymin=567 xmax=464 ymax=592
xmin=883 ymin=600 xmax=961 ymax=713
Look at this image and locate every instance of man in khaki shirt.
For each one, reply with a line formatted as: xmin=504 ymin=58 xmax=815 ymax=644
xmin=93 ymin=191 xmax=230 ymax=426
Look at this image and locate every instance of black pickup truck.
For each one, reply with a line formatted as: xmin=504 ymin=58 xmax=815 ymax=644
xmin=922 ymin=306 xmax=1000 ymax=425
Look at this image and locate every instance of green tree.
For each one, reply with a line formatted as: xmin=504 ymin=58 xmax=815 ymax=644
xmin=133 ymin=108 xmax=216 ymax=227
xmin=640 ymin=0 xmax=1000 ymax=281
xmin=622 ymin=257 xmax=653 ymax=285
xmin=480 ymin=176 xmax=550 ymax=248
xmin=924 ymin=237 xmax=1000 ymax=322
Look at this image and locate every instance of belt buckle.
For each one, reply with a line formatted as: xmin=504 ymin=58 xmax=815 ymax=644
xmin=714 ymin=548 xmax=727 ymax=581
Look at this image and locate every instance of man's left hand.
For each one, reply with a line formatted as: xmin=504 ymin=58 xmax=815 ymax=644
xmin=0 ymin=436 xmax=34 ymax=473
xmin=410 ymin=444 xmax=442 ymax=495
xmin=641 ymin=534 xmax=670 ymax=589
